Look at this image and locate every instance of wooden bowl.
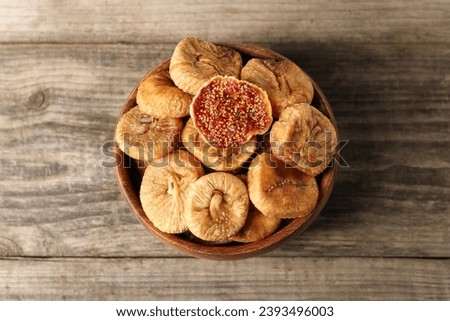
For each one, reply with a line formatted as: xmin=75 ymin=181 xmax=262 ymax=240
xmin=114 ymin=43 xmax=338 ymax=260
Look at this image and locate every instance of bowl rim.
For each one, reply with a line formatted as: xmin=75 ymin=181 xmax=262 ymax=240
xmin=114 ymin=42 xmax=339 ymax=260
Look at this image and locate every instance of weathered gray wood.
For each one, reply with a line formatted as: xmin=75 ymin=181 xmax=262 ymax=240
xmin=0 ymin=0 xmax=449 ymax=44
xmin=0 ymin=0 xmax=449 ymax=302
xmin=0 ymin=43 xmax=448 ymax=258
xmin=0 ymin=257 xmax=448 ymax=300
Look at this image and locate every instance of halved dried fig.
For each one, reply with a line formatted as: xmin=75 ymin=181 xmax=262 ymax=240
xmin=191 ymin=75 xmax=272 ymax=149
xmin=115 ymin=106 xmax=183 ymax=162
xmin=185 ymin=172 xmax=249 ymax=242
xmin=140 ymin=150 xmax=204 ymax=234
xmin=241 ymin=58 xmax=314 ymax=118
xmin=169 ymin=37 xmax=243 ymax=95
xmin=136 ymin=71 xmax=192 ymax=118
xmin=248 ymin=152 xmax=319 ymax=218
xmin=270 ymin=103 xmax=338 ymax=176
xmin=182 ymin=118 xmax=257 ymax=171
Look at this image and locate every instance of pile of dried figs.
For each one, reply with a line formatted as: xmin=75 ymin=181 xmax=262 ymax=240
xmin=116 ymin=37 xmax=337 ymax=244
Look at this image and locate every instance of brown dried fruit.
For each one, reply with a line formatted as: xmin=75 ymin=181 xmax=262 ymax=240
xmin=270 ymin=103 xmax=338 ymax=176
xmin=241 ymin=58 xmax=314 ymax=118
xmin=169 ymin=37 xmax=243 ymax=95
xmin=185 ymin=172 xmax=249 ymax=242
xmin=230 ymin=205 xmax=281 ymax=243
xmin=137 ymin=71 xmax=192 ymax=118
xmin=231 ymin=174 xmax=281 ymax=243
xmin=191 ymin=75 xmax=272 ymax=149
xmin=140 ymin=150 xmax=204 ymax=234
xmin=115 ymin=106 xmax=183 ymax=162
xmin=247 ymin=152 xmax=319 ymax=218
xmin=182 ymin=118 xmax=257 ymax=171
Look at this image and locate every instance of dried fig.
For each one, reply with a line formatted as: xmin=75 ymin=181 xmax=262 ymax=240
xmin=181 ymin=118 xmax=257 ymax=171
xmin=241 ymin=58 xmax=314 ymax=118
xmin=185 ymin=172 xmax=249 ymax=242
xmin=270 ymin=103 xmax=338 ymax=176
xmin=137 ymin=71 xmax=192 ymax=118
xmin=248 ymin=152 xmax=319 ymax=218
xmin=191 ymin=75 xmax=272 ymax=149
xmin=231 ymin=174 xmax=281 ymax=243
xmin=140 ymin=150 xmax=204 ymax=234
xmin=169 ymin=37 xmax=243 ymax=95
xmin=115 ymin=106 xmax=183 ymax=162
xmin=230 ymin=205 xmax=281 ymax=243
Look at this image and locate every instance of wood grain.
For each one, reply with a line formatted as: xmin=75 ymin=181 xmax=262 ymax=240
xmin=1 ymin=0 xmax=449 ymax=301
xmin=0 ymin=257 xmax=448 ymax=300
xmin=0 ymin=0 xmax=449 ymax=44
xmin=0 ymin=43 xmax=448 ymax=258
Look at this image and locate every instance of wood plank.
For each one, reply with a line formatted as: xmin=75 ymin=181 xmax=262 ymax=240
xmin=0 ymin=43 xmax=448 ymax=258
xmin=0 ymin=0 xmax=449 ymax=44
xmin=0 ymin=257 xmax=448 ymax=300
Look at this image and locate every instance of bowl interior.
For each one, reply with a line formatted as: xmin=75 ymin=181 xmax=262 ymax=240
xmin=114 ymin=43 xmax=338 ymax=260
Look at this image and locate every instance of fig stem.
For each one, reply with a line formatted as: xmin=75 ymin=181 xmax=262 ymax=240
xmin=167 ymin=179 xmax=175 ymax=195
xmin=140 ymin=116 xmax=156 ymax=124
xmin=209 ymin=190 xmax=224 ymax=221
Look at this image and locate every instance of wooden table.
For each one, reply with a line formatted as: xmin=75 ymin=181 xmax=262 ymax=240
xmin=0 ymin=0 xmax=448 ymax=300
